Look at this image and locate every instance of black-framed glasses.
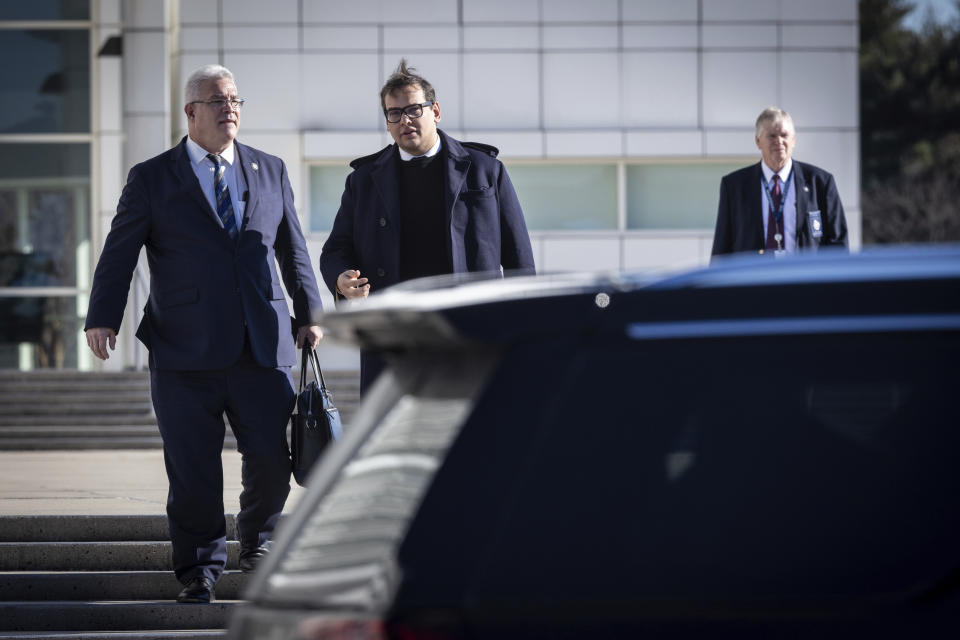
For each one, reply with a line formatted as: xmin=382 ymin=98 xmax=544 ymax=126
xmin=191 ymin=98 xmax=246 ymax=111
xmin=384 ymin=101 xmax=434 ymax=123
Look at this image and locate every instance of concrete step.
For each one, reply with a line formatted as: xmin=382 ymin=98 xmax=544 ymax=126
xmin=0 ymin=600 xmax=240 ymax=632
xmin=0 ymin=515 xmax=238 ymax=543
xmin=0 ymin=426 xmax=164 ymax=438
xmin=0 ymin=541 xmax=241 ymax=572
xmin=0 ymin=570 xmax=248 ymax=601
xmin=0 ymin=632 xmax=224 ymax=640
xmin=0 ymin=403 xmax=153 ymax=416
xmin=0 ymin=415 xmax=158 ymax=427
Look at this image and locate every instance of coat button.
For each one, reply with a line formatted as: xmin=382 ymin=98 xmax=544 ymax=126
xmin=376 ymin=268 xmax=386 ymax=277
xmin=379 ymin=217 xmax=388 ymax=227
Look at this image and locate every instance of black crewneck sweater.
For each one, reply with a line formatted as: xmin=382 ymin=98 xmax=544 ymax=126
xmin=397 ymin=153 xmax=451 ymax=282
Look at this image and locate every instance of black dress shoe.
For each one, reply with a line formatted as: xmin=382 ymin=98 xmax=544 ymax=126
xmin=177 ymin=576 xmax=215 ymax=603
xmin=239 ymin=545 xmax=269 ymax=573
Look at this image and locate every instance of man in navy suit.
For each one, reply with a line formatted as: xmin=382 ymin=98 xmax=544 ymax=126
xmin=711 ymin=107 xmax=848 ymax=258
xmin=319 ymin=59 xmax=535 ymax=392
xmin=84 ymin=65 xmax=323 ymax=603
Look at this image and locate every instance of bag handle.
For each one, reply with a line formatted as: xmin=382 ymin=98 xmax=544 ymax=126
xmin=299 ymin=345 xmax=328 ymax=393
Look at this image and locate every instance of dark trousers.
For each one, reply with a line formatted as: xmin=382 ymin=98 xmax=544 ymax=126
xmin=150 ymin=348 xmax=295 ymax=584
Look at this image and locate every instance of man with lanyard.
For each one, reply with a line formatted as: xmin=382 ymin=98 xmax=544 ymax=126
xmin=711 ymin=106 xmax=849 ymax=258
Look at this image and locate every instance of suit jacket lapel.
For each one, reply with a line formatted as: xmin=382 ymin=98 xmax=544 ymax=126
xmin=747 ymin=163 xmax=765 ymax=250
xmin=236 ymin=142 xmax=259 ymax=231
xmin=370 ymin=146 xmax=400 ymax=232
xmin=443 ymin=132 xmax=471 ymax=272
xmin=171 ymin=139 xmax=222 ymax=230
xmin=792 ymin=161 xmax=810 ymax=248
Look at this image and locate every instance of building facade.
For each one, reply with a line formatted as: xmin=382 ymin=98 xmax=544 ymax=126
xmin=0 ymin=0 xmax=860 ymax=371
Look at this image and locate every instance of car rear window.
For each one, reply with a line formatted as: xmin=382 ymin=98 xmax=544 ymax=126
xmin=461 ymin=330 xmax=960 ymax=603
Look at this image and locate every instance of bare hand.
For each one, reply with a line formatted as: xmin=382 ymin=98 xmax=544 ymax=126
xmin=86 ymin=327 xmax=117 ymax=360
xmin=336 ymin=269 xmax=370 ymax=299
xmin=296 ymin=324 xmax=324 ymax=349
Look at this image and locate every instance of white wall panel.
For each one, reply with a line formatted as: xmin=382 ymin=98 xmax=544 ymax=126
xmin=462 ymin=0 xmax=539 ymax=22
xmin=623 ymin=236 xmax=706 ymax=270
xmin=543 ymin=0 xmax=618 ymax=22
xmin=179 ymin=0 xmax=217 ymax=23
xmin=463 ymin=53 xmax=540 ymax=130
xmin=782 ymin=24 xmax=858 ymax=48
xmin=545 ymin=131 xmax=623 ymax=157
xmin=303 ymin=0 xmax=381 ymax=23
xmin=463 ymin=26 xmax=539 ymax=49
xmin=302 ymin=26 xmax=379 ymax=50
xmin=543 ymin=53 xmax=620 ymax=128
xmin=704 ymin=130 xmax=758 ymax=156
xmin=384 ymin=26 xmax=460 ymax=50
xmin=626 ymin=130 xmax=703 ymax=156
xmin=477 ymin=131 xmax=544 ymax=158
xmin=702 ymin=24 xmax=778 ymax=48
xmin=123 ymin=32 xmax=166 ymax=113
xmin=623 ymin=52 xmax=699 ymax=127
xmin=702 ymin=0 xmax=778 ymax=21
xmin=180 ymin=26 xmax=218 ymax=52
xmin=543 ymin=25 xmax=618 ymax=49
xmin=780 ymin=0 xmax=857 ymax=21
xmin=225 ymin=53 xmax=301 ymax=131
xmin=542 ymin=237 xmax=621 ymax=272
xmin=623 ymin=25 xmax=698 ymax=49
xmin=304 ymin=132 xmax=388 ymax=159
xmin=702 ymin=52 xmax=778 ymax=127
xmin=122 ymin=0 xmax=165 ymax=28
xmin=300 ymin=54 xmax=381 ymax=131
xmin=223 ymin=27 xmax=298 ymax=51
xmin=622 ymin=0 xmax=698 ymax=21
xmin=219 ymin=0 xmax=298 ymax=23
xmin=781 ymin=52 xmax=858 ymax=128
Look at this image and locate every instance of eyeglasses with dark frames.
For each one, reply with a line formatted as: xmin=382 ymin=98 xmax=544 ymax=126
xmin=191 ymin=97 xmax=246 ymax=111
xmin=384 ymin=101 xmax=434 ymax=123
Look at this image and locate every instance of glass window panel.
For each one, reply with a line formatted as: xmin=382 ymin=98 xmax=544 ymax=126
xmin=0 ymin=296 xmax=79 ymax=369
xmin=507 ymin=164 xmax=618 ymax=231
xmin=0 ymin=2 xmax=89 ymax=20
xmin=309 ymin=165 xmax=352 ymax=232
xmin=626 ymin=162 xmax=747 ymax=230
xmin=0 ymin=30 xmax=90 ymax=133
xmin=0 ymin=143 xmax=90 ymax=288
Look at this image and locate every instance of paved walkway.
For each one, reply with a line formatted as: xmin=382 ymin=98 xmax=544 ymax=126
xmin=0 ymin=450 xmax=306 ymax=516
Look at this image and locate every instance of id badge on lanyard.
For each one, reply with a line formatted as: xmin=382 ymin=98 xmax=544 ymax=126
xmin=761 ymin=168 xmax=793 ymax=255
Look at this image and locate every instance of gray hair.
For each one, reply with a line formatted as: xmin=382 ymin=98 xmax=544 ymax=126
xmin=755 ymin=106 xmax=794 ymax=138
xmin=184 ymin=64 xmax=235 ymax=104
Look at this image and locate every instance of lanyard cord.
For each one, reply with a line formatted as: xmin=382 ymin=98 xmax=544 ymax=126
xmin=760 ymin=167 xmax=794 ymax=223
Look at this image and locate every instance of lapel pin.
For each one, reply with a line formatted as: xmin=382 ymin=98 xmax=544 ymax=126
xmin=251 ymin=162 xmax=259 ymax=171
xmin=803 ymin=185 xmax=809 ymax=192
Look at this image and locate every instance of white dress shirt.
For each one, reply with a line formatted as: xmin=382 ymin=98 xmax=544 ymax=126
xmin=398 ymin=135 xmax=442 ymax=162
xmin=186 ymin=136 xmax=246 ymax=231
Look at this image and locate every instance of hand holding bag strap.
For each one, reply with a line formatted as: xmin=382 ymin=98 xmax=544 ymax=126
xmin=306 ymin=345 xmax=328 ymax=392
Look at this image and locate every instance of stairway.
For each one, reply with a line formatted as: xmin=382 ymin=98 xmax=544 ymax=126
xmin=0 ymin=370 xmax=361 ymax=450
xmin=0 ymin=514 xmax=250 ymax=639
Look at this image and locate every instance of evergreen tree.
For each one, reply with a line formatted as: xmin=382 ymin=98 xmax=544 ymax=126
xmin=860 ymin=0 xmax=960 ymax=242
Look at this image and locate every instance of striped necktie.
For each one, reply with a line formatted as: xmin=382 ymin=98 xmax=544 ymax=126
xmin=207 ymin=153 xmax=238 ymax=240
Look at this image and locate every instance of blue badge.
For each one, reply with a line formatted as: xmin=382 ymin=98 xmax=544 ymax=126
xmin=809 ymin=210 xmax=823 ymax=239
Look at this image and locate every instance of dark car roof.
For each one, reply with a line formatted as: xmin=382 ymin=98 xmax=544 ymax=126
xmin=320 ymin=245 xmax=960 ymax=350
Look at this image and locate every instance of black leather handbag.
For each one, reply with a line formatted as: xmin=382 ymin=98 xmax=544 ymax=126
xmin=290 ymin=346 xmax=343 ymax=486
